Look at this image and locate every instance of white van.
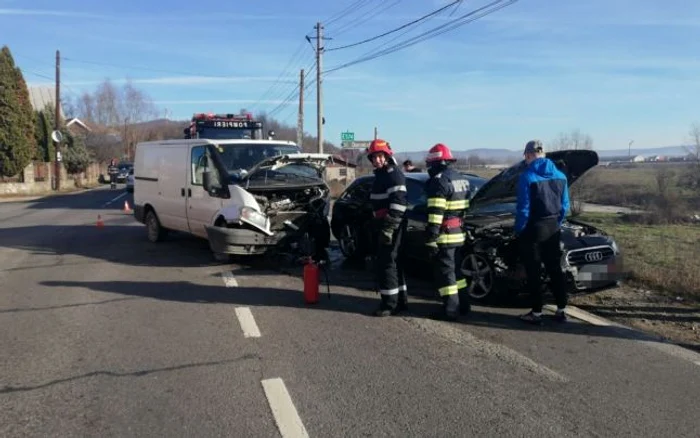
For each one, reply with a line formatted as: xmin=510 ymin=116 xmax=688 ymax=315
xmin=132 ymin=138 xmax=334 ymax=258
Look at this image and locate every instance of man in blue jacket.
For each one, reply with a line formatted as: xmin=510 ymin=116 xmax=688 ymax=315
xmin=514 ymin=140 xmax=570 ymax=325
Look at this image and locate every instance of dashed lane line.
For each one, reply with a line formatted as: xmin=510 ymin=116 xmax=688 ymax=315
xmin=262 ymin=378 xmax=309 ymax=438
xmin=221 ymin=271 xmax=239 ymax=287
xmin=235 ymin=307 xmax=261 ymax=338
xmin=101 ymin=191 xmax=127 ymax=208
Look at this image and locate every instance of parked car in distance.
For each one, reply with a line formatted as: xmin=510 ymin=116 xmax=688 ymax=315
xmin=125 ymin=168 xmax=134 ymax=193
xmin=330 ymin=150 xmax=623 ymax=303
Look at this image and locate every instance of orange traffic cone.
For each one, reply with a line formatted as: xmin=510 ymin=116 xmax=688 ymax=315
xmin=123 ymin=200 xmax=131 ymax=213
xmin=96 ymin=215 xmax=104 ymax=228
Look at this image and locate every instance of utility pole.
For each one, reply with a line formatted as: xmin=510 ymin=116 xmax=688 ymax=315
xmin=315 ymin=22 xmax=324 ymax=154
xmin=374 ymin=127 xmax=378 ymax=140
xmin=297 ymin=68 xmax=304 ymax=148
xmin=54 ymin=49 xmax=61 ymax=191
xmin=628 ymin=140 xmax=634 ymax=160
xmin=308 ymin=22 xmax=330 ymax=154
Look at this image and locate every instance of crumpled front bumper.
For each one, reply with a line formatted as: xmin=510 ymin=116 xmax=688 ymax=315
xmin=205 ymin=225 xmax=288 ymax=255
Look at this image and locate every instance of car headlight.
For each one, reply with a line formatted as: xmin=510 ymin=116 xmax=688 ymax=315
xmin=240 ymin=206 xmax=268 ymax=230
xmin=610 ymin=240 xmax=620 ymax=254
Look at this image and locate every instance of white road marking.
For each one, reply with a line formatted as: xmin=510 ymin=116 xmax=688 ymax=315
xmin=221 ymin=271 xmax=238 ymax=287
xmin=235 ymin=307 xmax=261 ymax=338
xmin=101 ymin=191 xmax=127 ymax=208
xmin=261 ymin=378 xmax=309 ymax=438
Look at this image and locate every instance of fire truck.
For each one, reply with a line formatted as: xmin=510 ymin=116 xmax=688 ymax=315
xmin=184 ymin=112 xmax=266 ymax=140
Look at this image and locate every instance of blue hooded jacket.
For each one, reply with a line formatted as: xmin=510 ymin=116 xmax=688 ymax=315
xmin=514 ymin=157 xmax=570 ymax=234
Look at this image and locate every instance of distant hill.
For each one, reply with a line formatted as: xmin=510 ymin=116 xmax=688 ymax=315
xmin=393 ymin=145 xmax=692 ymax=164
xmin=127 ymin=119 xmax=693 ymax=160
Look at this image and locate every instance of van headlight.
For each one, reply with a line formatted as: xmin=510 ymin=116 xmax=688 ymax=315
xmin=240 ymin=206 xmax=268 ymax=230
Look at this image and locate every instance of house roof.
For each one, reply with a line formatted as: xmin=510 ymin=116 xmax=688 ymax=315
xmin=28 ymin=86 xmax=65 ymax=119
xmin=329 ymin=155 xmax=358 ymax=168
xmin=66 ymin=117 xmax=92 ymax=132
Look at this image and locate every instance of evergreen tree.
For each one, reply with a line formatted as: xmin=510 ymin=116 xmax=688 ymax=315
xmin=0 ymin=46 xmax=35 ymax=177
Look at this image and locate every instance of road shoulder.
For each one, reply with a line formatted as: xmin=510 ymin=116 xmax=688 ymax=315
xmin=570 ymin=284 xmax=700 ymax=354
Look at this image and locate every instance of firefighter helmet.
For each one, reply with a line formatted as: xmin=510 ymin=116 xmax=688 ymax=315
xmin=425 ymin=143 xmax=456 ymax=164
xmin=366 ymin=138 xmax=393 ymax=162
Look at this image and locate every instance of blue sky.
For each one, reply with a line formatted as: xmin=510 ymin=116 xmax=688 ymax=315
xmin=3 ymin=0 xmax=700 ymax=152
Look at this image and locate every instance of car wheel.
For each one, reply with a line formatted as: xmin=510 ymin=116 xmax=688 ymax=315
xmin=460 ymin=251 xmax=496 ymax=302
xmin=145 ymin=210 xmax=166 ymax=243
xmin=338 ymin=224 xmax=361 ymax=259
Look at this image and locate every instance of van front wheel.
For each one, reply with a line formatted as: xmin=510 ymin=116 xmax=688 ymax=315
xmin=146 ymin=210 xmax=166 ymax=242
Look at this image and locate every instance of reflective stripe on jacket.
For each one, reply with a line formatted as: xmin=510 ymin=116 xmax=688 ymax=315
xmin=370 ymin=164 xmax=407 ymax=225
xmin=425 ymin=167 xmax=471 ymax=248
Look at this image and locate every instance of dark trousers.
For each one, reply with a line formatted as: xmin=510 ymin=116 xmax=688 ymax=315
xmin=519 ymin=228 xmax=568 ymax=313
xmin=375 ymin=223 xmax=407 ymax=310
xmin=433 ymin=245 xmax=469 ymax=316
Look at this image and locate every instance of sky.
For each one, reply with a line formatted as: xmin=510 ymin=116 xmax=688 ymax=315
xmin=3 ymin=0 xmax=700 ymax=152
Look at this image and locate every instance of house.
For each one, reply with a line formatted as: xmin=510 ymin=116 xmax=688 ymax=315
xmin=28 ymin=86 xmax=65 ymax=118
xmin=65 ymin=118 xmax=92 ymax=137
xmin=325 ymin=155 xmax=357 ymax=182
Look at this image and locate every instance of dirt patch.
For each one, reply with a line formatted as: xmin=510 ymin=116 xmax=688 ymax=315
xmin=571 ymin=284 xmax=700 ymax=353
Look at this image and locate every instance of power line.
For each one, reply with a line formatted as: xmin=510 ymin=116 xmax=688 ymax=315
xmin=324 ymin=0 xmax=397 ymax=38
xmin=323 ymin=0 xmax=374 ymax=27
xmin=324 ymin=0 xmax=518 ymax=75
xmin=327 ymin=0 xmax=462 ymax=52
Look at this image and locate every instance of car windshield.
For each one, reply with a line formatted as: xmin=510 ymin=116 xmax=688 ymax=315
xmin=213 ymin=142 xmax=319 ymax=183
xmin=466 ymin=202 xmax=517 ymax=216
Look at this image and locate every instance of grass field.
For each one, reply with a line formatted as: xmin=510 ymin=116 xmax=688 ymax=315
xmin=577 ymin=212 xmax=700 ymax=302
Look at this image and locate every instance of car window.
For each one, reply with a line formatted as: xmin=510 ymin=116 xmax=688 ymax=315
xmin=191 ymin=145 xmax=207 ymax=185
xmin=342 ymin=179 xmax=372 ymax=201
xmin=406 ymin=179 xmax=426 ymax=207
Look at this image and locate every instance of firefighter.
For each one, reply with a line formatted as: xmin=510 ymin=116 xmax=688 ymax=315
xmin=424 ymin=143 xmax=471 ymax=321
xmin=366 ymin=139 xmax=409 ymax=317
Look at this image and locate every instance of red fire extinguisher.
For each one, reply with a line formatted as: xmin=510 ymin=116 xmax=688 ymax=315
xmin=303 ymin=258 xmax=320 ymax=305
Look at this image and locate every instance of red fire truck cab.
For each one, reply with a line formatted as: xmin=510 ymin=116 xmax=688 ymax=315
xmin=184 ymin=112 xmax=269 ymax=140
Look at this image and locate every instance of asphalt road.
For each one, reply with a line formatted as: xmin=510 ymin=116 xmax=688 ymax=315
xmin=1 ymin=186 xmax=699 ymax=437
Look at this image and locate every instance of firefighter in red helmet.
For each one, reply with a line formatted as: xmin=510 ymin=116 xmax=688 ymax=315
xmin=424 ymin=143 xmax=472 ymax=320
xmin=366 ymin=139 xmax=409 ymax=316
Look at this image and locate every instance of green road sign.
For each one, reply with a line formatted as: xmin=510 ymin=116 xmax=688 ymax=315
xmin=341 ymin=131 xmax=355 ymax=142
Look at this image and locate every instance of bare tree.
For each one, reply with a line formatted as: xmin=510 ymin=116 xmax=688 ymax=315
xmin=548 ymin=129 xmax=594 ymax=151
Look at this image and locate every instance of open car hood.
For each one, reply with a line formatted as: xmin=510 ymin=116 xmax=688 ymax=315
xmin=242 ymin=153 xmax=334 ymax=179
xmin=470 ymin=149 xmax=599 ymax=206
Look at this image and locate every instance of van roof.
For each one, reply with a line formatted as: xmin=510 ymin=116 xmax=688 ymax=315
xmin=136 ymin=139 xmax=298 ymax=147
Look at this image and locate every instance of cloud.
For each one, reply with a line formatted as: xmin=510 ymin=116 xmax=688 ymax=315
xmin=0 ymin=8 xmax=108 ymax=19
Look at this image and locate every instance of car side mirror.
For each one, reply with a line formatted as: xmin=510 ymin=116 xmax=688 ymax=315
xmin=202 ymin=170 xmax=213 ymax=192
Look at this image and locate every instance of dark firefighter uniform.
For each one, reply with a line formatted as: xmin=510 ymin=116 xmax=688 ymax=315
xmin=367 ymin=139 xmax=409 ymax=316
xmin=424 ymin=143 xmax=471 ymax=320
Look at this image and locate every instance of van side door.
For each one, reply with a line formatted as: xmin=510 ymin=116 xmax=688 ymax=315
xmin=186 ymin=144 xmax=225 ymax=238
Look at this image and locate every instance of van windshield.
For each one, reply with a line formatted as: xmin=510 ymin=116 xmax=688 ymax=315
xmin=214 ymin=143 xmax=301 ymax=174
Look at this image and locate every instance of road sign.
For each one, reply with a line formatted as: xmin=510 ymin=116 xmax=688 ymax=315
xmin=341 ymin=131 xmax=355 ymax=142
xmin=341 ymin=140 xmax=371 ymax=150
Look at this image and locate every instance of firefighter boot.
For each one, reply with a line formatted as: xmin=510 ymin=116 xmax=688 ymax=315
xmin=430 ymin=295 xmax=460 ymax=321
xmin=458 ymin=290 xmax=471 ymax=316
xmin=373 ymin=293 xmax=399 ymax=317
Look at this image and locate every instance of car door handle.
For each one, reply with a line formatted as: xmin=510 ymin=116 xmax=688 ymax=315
xmin=407 ymin=225 xmax=417 ymax=231
xmin=181 ymin=188 xmax=185 ymax=197
xmin=188 ymin=188 xmax=192 ymax=197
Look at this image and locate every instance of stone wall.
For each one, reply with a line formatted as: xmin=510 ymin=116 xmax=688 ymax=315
xmin=0 ymin=162 xmax=107 ymax=195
